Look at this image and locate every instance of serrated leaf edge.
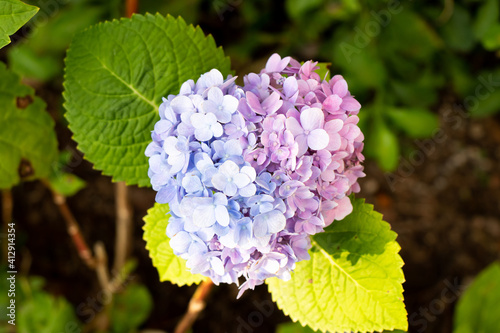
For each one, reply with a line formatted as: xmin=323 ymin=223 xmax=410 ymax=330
xmin=142 ymin=204 xmax=205 ymax=287
xmin=267 ymin=199 xmax=407 ymax=333
xmin=62 ymin=13 xmax=231 ymax=187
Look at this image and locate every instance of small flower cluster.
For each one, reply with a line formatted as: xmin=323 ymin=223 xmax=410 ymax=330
xmin=146 ymin=54 xmax=364 ymax=296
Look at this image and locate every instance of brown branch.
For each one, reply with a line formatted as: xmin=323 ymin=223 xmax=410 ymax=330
xmin=174 ymin=279 xmax=214 ymax=333
xmin=437 ymin=0 xmax=454 ymax=24
xmin=113 ymin=181 xmax=133 ymax=274
xmin=1 ymin=189 xmax=12 ymax=224
xmin=2 ymin=189 xmax=13 ymax=264
xmin=43 ymin=181 xmax=96 ymax=269
xmin=94 ymin=242 xmax=111 ymax=291
xmin=125 ymin=0 xmax=138 ymax=18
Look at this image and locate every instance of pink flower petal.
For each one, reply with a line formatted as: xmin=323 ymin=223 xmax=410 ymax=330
xmin=323 ymin=95 xmax=342 ymax=113
xmin=300 ymin=107 xmax=324 ymax=131
xmin=295 ymin=134 xmax=308 ymax=157
xmin=325 ymin=119 xmax=343 ymax=133
xmin=341 ymin=96 xmax=361 ymax=112
xmin=307 ymin=129 xmax=329 ymax=151
xmin=326 ymin=132 xmax=341 ymax=151
xmin=285 ymin=117 xmax=304 ymax=137
xmin=332 ymin=79 xmax=348 ymax=97
xmin=265 ymin=53 xmax=291 ymax=73
xmin=246 ymin=91 xmax=263 ymax=114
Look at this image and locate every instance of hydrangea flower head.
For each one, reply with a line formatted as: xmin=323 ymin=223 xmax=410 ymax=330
xmin=146 ymin=54 xmax=364 ymax=297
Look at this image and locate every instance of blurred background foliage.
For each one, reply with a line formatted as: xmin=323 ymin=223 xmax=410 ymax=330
xmin=0 ymin=262 xmax=153 ymax=333
xmin=2 ymin=0 xmax=500 ymax=331
xmin=6 ymin=0 xmax=500 ymax=171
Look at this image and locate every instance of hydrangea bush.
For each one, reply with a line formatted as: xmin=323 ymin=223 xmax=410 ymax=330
xmin=62 ymin=14 xmax=407 ymax=332
xmin=145 ymin=54 xmax=365 ymax=296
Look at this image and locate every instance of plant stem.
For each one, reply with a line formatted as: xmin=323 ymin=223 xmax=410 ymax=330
xmin=94 ymin=241 xmax=111 ymax=291
xmin=125 ymin=0 xmax=138 ymax=18
xmin=437 ymin=0 xmax=454 ymax=24
xmin=113 ymin=181 xmax=133 ymax=274
xmin=174 ymin=279 xmax=214 ymax=333
xmin=43 ymin=181 xmax=96 ymax=269
xmin=2 ymin=189 xmax=13 ymax=264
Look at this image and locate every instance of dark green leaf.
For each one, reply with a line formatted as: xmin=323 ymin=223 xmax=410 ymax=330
xmin=481 ymin=24 xmax=500 ymax=51
xmin=386 ymin=107 xmax=439 ymax=138
xmin=471 ymin=89 xmax=500 ymax=118
xmin=7 ymin=44 xmax=60 ymax=81
xmin=440 ymin=5 xmax=476 ymax=52
xmin=366 ymin=117 xmax=400 ymax=171
xmin=111 ymin=283 xmax=153 ymax=333
xmin=454 ymin=262 xmax=500 ymax=333
xmin=286 ymin=0 xmax=324 ymax=21
xmin=18 ymin=289 xmax=81 ymax=333
xmin=64 ymin=14 xmax=232 ymax=186
xmin=0 ymin=62 xmax=58 ymax=189
xmin=473 ymin=0 xmax=499 ymax=40
xmin=0 ymin=0 xmax=38 ymax=49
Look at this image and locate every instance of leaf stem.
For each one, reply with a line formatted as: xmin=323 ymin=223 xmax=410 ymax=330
xmin=125 ymin=0 xmax=138 ymax=18
xmin=43 ymin=180 xmax=97 ymax=269
xmin=113 ymin=181 xmax=133 ymax=274
xmin=95 ymin=241 xmax=111 ymax=291
xmin=174 ymin=279 xmax=214 ymax=333
xmin=437 ymin=0 xmax=454 ymax=24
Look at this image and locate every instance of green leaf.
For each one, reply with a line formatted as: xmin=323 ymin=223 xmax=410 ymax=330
xmin=111 ymin=283 xmax=153 ymax=333
xmin=22 ymin=2 xmax=104 ymax=54
xmin=333 ymin=33 xmax=387 ymax=94
xmin=0 ymin=0 xmax=38 ymax=49
xmin=440 ymin=5 xmax=476 ymax=52
xmin=286 ymin=0 xmax=324 ymax=21
xmin=481 ymin=24 xmax=500 ymax=51
xmin=453 ymin=262 xmax=500 ymax=333
xmin=471 ymin=89 xmax=500 ymax=118
xmin=17 ymin=288 xmax=81 ymax=333
xmin=473 ymin=0 xmax=499 ymax=40
xmin=47 ymin=172 xmax=86 ymax=197
xmin=386 ymin=107 xmax=439 ymax=138
xmin=7 ymin=44 xmax=61 ymax=81
xmin=7 ymin=2 xmax=104 ymax=81
xmin=46 ymin=151 xmax=86 ymax=197
xmin=444 ymin=55 xmax=476 ymax=98
xmin=277 ymin=321 xmax=408 ymax=333
xmin=268 ymin=198 xmax=407 ymax=333
xmin=380 ymin=10 xmax=442 ymax=62
xmin=366 ymin=117 xmax=400 ymax=171
xmin=0 ymin=62 xmax=58 ymax=189
xmin=64 ymin=14 xmax=231 ymax=186
xmin=315 ymin=62 xmax=331 ymax=80
xmin=390 ymin=68 xmax=444 ymax=108
xmin=143 ymin=202 xmax=206 ymax=286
